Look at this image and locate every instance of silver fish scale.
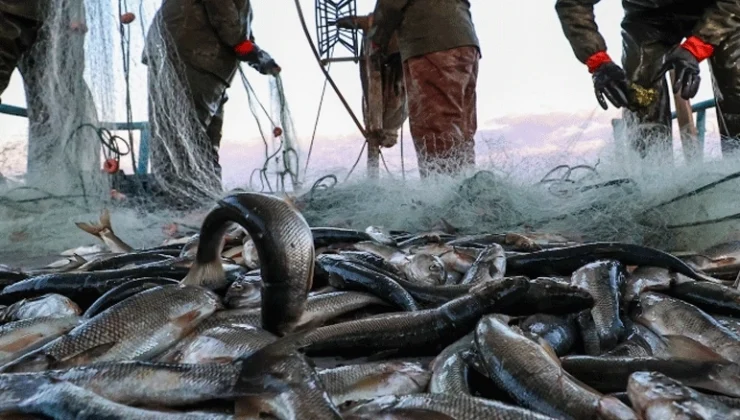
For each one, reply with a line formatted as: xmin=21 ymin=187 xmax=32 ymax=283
xmin=37 ymin=285 xmax=220 ymax=366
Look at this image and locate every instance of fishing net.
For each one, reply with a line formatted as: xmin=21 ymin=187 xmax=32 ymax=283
xmin=0 ymin=0 xmax=739 ymax=264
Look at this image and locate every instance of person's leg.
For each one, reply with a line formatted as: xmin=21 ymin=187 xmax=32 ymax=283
xmin=402 ymin=46 xmax=478 ymax=178
xmin=206 ymin=91 xmax=227 ymax=188
xmin=708 ymin=30 xmax=740 ymax=157
xmin=620 ymin=8 xmax=679 ymax=160
xmin=379 ymin=52 xmax=408 ymax=148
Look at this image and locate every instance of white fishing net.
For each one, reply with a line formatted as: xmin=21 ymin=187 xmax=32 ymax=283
xmin=0 ymin=0 xmax=739 ymax=264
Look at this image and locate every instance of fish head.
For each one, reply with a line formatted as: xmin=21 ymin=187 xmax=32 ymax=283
xmin=403 ymin=253 xmax=446 ymax=285
xmin=242 ymin=239 xmax=260 ymax=269
xmin=365 ymin=226 xmax=397 ymax=246
xmin=225 ymin=279 xmax=262 ymax=309
xmin=627 ymin=372 xmax=692 ymax=418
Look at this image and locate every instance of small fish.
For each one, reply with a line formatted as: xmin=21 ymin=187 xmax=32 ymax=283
xmin=162 ymin=323 xmax=276 ymax=364
xmin=60 ymin=244 xmax=105 ymax=257
xmin=401 ymin=253 xmax=447 ymax=286
xmin=459 ymin=244 xmax=506 ymax=285
xmin=0 ymin=294 xmax=80 ymax=323
xmin=519 ymin=314 xmax=577 ymax=356
xmin=365 ymin=226 xmax=397 ymax=247
xmin=429 ymin=333 xmax=473 ymax=395
xmin=627 ymin=371 xmax=740 ymax=419
xmin=75 ymin=209 xmax=135 ymax=254
xmin=0 ymin=316 xmax=81 ymax=366
xmin=318 ymin=362 xmax=430 ymax=405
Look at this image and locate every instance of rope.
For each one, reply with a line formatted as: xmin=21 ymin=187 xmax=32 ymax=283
xmin=304 ymin=60 xmax=332 ymax=175
xmin=117 ymin=0 xmax=137 ymax=172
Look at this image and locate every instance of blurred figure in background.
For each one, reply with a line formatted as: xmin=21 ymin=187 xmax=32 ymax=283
xmin=369 ymin=0 xmax=480 ymax=178
xmin=556 ymin=0 xmax=740 ymax=159
xmin=143 ymin=0 xmax=280 ymax=198
xmin=0 ymin=0 xmax=99 ymax=191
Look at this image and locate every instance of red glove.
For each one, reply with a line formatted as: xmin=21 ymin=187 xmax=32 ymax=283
xmin=680 ymin=36 xmax=714 ymax=62
xmin=585 ymin=51 xmax=613 ymax=74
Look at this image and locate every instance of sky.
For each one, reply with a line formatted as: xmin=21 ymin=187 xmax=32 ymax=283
xmin=0 ymin=0 xmax=723 ymax=187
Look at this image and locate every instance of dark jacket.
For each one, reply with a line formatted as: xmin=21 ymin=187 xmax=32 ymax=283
xmin=370 ymin=0 xmax=479 ymax=63
xmin=145 ymin=0 xmax=253 ymax=83
xmin=555 ymin=0 xmax=740 ymax=64
xmin=0 ymin=0 xmax=41 ymax=21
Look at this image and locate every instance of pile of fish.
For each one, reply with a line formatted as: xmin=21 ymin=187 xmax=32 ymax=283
xmin=1 ymin=193 xmax=740 ymax=419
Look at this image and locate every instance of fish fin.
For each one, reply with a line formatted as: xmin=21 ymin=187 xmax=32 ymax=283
xmin=75 ymin=221 xmax=103 ymax=237
xmin=71 ymin=254 xmax=87 ymax=264
xmin=661 ymin=335 xmax=729 ymax=362
xmin=172 ymin=309 xmax=203 ymax=329
xmin=61 ymin=342 xmax=117 ymax=366
xmin=538 ymin=338 xmax=562 ymax=366
xmin=0 ymin=333 xmax=46 ymax=353
xmin=710 ymin=256 xmax=736 ymax=266
xmin=99 ymin=208 xmax=112 ymax=231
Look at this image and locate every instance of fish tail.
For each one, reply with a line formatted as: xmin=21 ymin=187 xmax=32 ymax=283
xmin=75 ymin=209 xmax=113 ymax=239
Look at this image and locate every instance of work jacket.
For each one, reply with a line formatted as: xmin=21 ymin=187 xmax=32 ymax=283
xmin=555 ymin=0 xmax=740 ymax=64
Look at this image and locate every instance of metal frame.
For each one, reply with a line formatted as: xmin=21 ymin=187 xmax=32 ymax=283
xmin=0 ymin=103 xmax=150 ymax=175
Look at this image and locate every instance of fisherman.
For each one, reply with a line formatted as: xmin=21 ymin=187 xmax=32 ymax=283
xmin=555 ymin=0 xmax=740 ymax=158
xmin=0 ymin=0 xmax=99 ymax=188
xmin=335 ymin=14 xmax=408 ymax=149
xmin=143 ymin=0 xmax=281 ymax=197
xmin=368 ymin=0 xmax=480 ymax=178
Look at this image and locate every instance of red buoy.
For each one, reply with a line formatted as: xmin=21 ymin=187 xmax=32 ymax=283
xmin=273 ymin=127 xmax=283 ymax=137
xmin=121 ymin=12 xmax=136 ymax=24
xmin=103 ymin=159 xmax=119 ymax=174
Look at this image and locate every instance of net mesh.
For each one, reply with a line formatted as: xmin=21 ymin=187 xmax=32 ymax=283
xmin=1 ymin=0 xmax=740 ymax=263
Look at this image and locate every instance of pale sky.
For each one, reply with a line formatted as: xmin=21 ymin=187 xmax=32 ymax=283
xmin=0 ymin=0 xmax=719 ymax=178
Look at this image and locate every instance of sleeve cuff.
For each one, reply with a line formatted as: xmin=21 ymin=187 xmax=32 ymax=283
xmin=586 ymin=51 xmax=612 ymax=74
xmin=681 ymin=36 xmax=714 ymax=62
xmin=234 ymin=40 xmax=255 ymax=55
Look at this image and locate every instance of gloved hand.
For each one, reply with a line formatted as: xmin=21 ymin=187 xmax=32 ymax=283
xmin=587 ymin=52 xmax=630 ymax=110
xmin=656 ymin=36 xmax=714 ymax=100
xmin=234 ymin=40 xmax=281 ymax=76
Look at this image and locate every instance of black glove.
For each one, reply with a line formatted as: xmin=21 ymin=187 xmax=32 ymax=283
xmin=656 ymin=45 xmax=701 ymax=100
xmin=592 ymin=62 xmax=630 ymax=110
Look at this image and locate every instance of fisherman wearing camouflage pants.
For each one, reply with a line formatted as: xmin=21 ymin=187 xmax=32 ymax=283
xmin=556 ymin=0 xmax=740 ymax=159
xmin=143 ymin=0 xmax=281 ymax=198
xmin=369 ymin=0 xmax=480 ymax=178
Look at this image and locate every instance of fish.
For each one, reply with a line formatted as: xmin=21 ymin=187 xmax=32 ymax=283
xmin=60 ymin=244 xmax=105 ymax=257
xmin=505 ymin=242 xmax=722 ymax=284
xmin=82 ymin=277 xmax=180 ymax=319
xmin=623 ymin=267 xmax=674 ymax=304
xmin=317 ymin=254 xmax=420 ymax=311
xmin=317 ymin=362 xmax=430 ymax=406
xmin=0 ymin=316 xmax=81 ymax=366
xmin=459 ymin=244 xmax=506 ymax=285
xmin=571 ymin=260 xmax=626 ymax=352
xmin=27 ymin=255 xmax=87 ymax=274
xmin=407 ymin=243 xmax=479 ymax=275
xmin=401 ymin=253 xmax=446 ymax=286
xmin=181 ymin=192 xmax=314 ymax=336
xmin=343 ymin=393 xmax=556 ymax=420
xmin=241 ymin=238 xmax=260 ymax=269
xmin=75 ymin=209 xmax=135 ymax=254
xmin=473 ymin=314 xmax=636 ymax=419
xmin=365 ymin=226 xmax=397 ymax=246
xmin=0 ymin=294 xmax=80 ymax=323
xmin=665 ymin=281 xmax=740 ymax=317
xmin=627 ymin=371 xmax=740 ymax=419
xmin=0 ymin=284 xmax=221 ymax=372
xmin=519 ymin=314 xmax=577 ymax=356
xmin=224 ymin=275 xmax=262 ymax=309
xmin=633 ymin=292 xmax=740 ymax=363
xmin=77 ymin=251 xmax=177 ymax=272
xmin=429 ymin=332 xmax=473 ymax=394
xmin=310 ymin=227 xmax=374 ymax=248
xmin=160 ymin=323 xmax=276 ymax=364
xmin=0 ymin=376 xmax=233 ymax=420
xmin=502 ymin=277 xmax=594 ymax=316
xmin=561 ymin=355 xmax=740 ymax=397
xmin=300 ymin=277 xmax=529 ymax=356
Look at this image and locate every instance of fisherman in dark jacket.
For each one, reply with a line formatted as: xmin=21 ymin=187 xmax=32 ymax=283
xmin=143 ymin=0 xmax=280 ymax=193
xmin=369 ymin=0 xmax=480 ymax=178
xmin=556 ymin=0 xmax=740 ymax=158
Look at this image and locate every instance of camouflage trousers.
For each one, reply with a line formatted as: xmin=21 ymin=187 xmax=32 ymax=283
xmin=403 ymin=46 xmax=479 ymax=178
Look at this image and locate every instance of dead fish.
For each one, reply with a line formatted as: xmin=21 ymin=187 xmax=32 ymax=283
xmin=161 ymin=323 xmax=276 ymax=364
xmin=241 ymin=238 xmax=260 ymax=269
xmin=561 ymin=355 xmax=740 ymax=397
xmin=665 ymin=281 xmax=740 ymax=318
xmin=623 ymin=267 xmax=674 ymax=304
xmin=715 ymin=315 xmax=740 ymax=337
xmin=60 ymin=244 xmax=105 ymax=257
xmin=459 ymin=244 xmax=506 ymax=285
xmin=29 ymin=255 xmax=86 ymax=274
xmin=429 ymin=332 xmax=473 ymax=395
xmin=519 ymin=314 xmax=577 ymax=356
xmin=634 ymin=292 xmax=740 ymax=364
xmin=0 ymin=316 xmax=81 ymax=366
xmin=343 ymin=393 xmax=555 ymax=420
xmin=506 ymin=242 xmax=722 ymax=284
xmin=0 ymin=284 xmax=221 ymax=373
xmin=224 ymin=276 xmax=262 ymax=309
xmin=182 ymin=192 xmax=314 ymax=337
xmin=317 ymin=362 xmax=430 ymax=405
xmin=575 ymin=310 xmax=601 ymax=356
xmin=78 ymin=251 xmax=177 ymax=272
xmin=627 ymin=371 xmax=740 ymax=419
xmin=300 ymin=277 xmax=529 ymax=356
xmin=571 ymin=260 xmax=626 ymax=353
xmin=0 ymin=376 xmax=233 ymax=420
xmin=310 ymin=228 xmax=374 ymax=248
xmin=0 ymin=294 xmax=80 ymax=323
xmin=502 ymin=277 xmax=594 ymax=316
xmin=407 ymin=243 xmax=479 ymax=275
xmin=75 ymin=209 xmax=135 ymax=254
xmin=401 ymin=253 xmax=446 ymax=286
xmin=473 ymin=315 xmax=636 ymax=420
